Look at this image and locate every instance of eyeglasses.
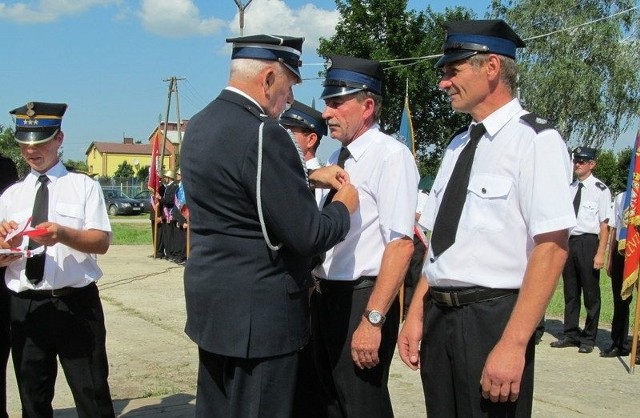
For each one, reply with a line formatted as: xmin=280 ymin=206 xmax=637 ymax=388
xmin=573 ymin=159 xmax=591 ymax=165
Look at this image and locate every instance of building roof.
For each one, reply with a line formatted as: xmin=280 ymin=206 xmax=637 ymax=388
xmin=85 ymin=141 xmax=172 ymax=156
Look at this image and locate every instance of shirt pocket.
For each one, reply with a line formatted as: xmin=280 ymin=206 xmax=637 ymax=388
xmin=465 ymin=174 xmax=512 ymax=232
xmin=581 ymin=200 xmax=599 ymax=223
xmin=55 ymin=202 xmax=84 ymax=229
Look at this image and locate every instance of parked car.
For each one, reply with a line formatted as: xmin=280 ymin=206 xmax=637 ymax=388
xmin=102 ymin=188 xmax=146 ymax=216
xmin=132 ymin=189 xmax=152 ymax=214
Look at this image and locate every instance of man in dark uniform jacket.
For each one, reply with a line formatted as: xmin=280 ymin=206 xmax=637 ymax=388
xmin=180 ymin=34 xmax=358 ymax=418
xmin=0 ymin=153 xmax=18 ymax=418
xmin=150 ymin=181 xmax=166 ymax=259
xmin=160 ymin=170 xmax=178 ymax=262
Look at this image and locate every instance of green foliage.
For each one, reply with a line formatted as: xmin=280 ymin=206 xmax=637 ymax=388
xmin=64 ymin=159 xmax=88 ymax=172
xmin=137 ymin=165 xmax=150 ymax=182
xmin=114 ymin=160 xmax=135 ymax=179
xmin=318 ymin=1 xmax=476 ymax=177
xmin=491 ymin=0 xmax=640 ymax=148
xmin=0 ymin=124 xmax=29 ymax=177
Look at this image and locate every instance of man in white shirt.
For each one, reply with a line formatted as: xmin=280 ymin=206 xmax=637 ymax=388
xmin=398 ymin=20 xmax=575 ymax=417
xmin=0 ymin=101 xmax=114 ymax=417
xmin=311 ymin=55 xmax=419 ymax=417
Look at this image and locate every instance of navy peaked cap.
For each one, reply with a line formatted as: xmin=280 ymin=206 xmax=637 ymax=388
xmin=573 ymin=147 xmax=597 ymax=160
xmin=320 ymin=55 xmax=384 ymax=100
xmin=436 ymin=19 xmax=525 ymax=68
xmin=280 ymin=100 xmax=327 ymax=138
xmin=10 ymin=101 xmax=67 ymax=145
xmin=227 ymin=34 xmax=304 ymax=81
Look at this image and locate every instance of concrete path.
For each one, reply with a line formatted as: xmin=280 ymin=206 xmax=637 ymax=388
xmin=6 ymin=245 xmax=640 ymax=417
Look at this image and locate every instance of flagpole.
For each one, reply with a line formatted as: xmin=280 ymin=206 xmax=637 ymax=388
xmin=631 ymin=278 xmax=640 ymax=373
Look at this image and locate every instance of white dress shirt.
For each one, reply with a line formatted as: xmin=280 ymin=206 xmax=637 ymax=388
xmin=422 ymin=99 xmax=576 ymax=288
xmin=571 ymin=174 xmax=611 ymax=236
xmin=0 ymin=161 xmax=111 ymax=292
xmin=313 ymin=125 xmax=419 ymax=281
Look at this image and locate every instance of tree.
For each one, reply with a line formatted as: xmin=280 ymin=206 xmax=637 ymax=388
xmin=137 ymin=165 xmax=150 ymax=182
xmin=0 ymin=124 xmax=28 ymax=177
xmin=64 ymin=159 xmax=88 ymax=173
xmin=491 ymin=0 xmax=640 ymax=148
xmin=317 ymin=1 xmax=477 ymax=176
xmin=113 ymin=161 xmax=135 ymax=179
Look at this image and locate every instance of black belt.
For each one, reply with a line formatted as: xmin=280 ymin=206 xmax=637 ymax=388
xmin=569 ymin=233 xmax=598 ymax=240
xmin=429 ymin=286 xmax=518 ymax=307
xmin=14 ymin=282 xmax=95 ymax=299
xmin=314 ymin=276 xmax=376 ymax=294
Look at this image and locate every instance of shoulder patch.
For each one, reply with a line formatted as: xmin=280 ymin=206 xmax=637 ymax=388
xmin=447 ymin=126 xmax=468 ymax=146
xmin=595 ymin=181 xmax=607 ymax=191
xmin=520 ymin=113 xmax=555 ymax=134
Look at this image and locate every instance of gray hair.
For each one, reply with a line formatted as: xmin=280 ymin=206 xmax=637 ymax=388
xmin=468 ymin=54 xmax=518 ymax=95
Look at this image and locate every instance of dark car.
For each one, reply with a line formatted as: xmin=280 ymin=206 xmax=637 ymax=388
xmin=102 ymin=188 xmax=145 ymax=216
xmin=133 ymin=189 xmax=152 ymax=214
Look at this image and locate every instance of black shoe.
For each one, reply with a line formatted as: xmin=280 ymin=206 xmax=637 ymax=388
xmin=636 ymin=354 xmax=640 ymax=365
xmin=600 ymin=346 xmax=630 ymax=357
xmin=578 ymin=344 xmax=594 ymax=354
xmin=550 ymin=338 xmax=580 ymax=348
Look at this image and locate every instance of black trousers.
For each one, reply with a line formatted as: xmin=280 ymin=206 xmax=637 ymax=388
xmin=310 ymin=282 xmax=399 ymax=418
xmin=0 ymin=269 xmax=10 ymax=418
xmin=562 ymin=234 xmax=601 ymax=345
xmin=195 ymin=347 xmax=298 ymax=418
xmin=151 ymin=220 xmax=165 ymax=258
xmin=609 ymin=243 xmax=632 ymax=350
xmin=420 ymin=292 xmax=535 ymax=417
xmin=10 ymin=283 xmax=114 ymax=418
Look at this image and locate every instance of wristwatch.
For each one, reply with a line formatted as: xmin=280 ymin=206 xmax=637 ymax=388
xmin=364 ymin=310 xmax=386 ymax=326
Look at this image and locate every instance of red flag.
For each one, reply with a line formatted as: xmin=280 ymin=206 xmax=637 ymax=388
xmin=148 ymin=130 xmax=161 ymax=194
xmin=622 ymin=129 xmax=640 ymax=300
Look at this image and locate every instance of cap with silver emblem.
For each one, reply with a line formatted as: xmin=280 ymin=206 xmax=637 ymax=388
xmin=10 ymin=101 xmax=68 ymax=145
xmin=320 ymin=55 xmax=384 ymax=100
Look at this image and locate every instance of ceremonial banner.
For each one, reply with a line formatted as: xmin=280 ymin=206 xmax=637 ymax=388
xmin=148 ymin=130 xmax=162 ymax=194
xmin=621 ymin=129 xmax=640 ymax=300
xmin=398 ymin=94 xmax=415 ymax=155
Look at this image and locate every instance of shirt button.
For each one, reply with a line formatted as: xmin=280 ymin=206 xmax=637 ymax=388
xmin=481 ymin=188 xmax=487 ymax=194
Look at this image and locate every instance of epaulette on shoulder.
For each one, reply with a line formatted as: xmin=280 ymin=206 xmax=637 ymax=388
xmin=520 ymin=113 xmax=555 ymax=134
xmin=447 ymin=126 xmax=468 ymax=146
xmin=595 ymin=181 xmax=608 ymax=191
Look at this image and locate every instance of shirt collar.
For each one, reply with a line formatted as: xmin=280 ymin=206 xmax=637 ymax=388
xmin=225 ymin=86 xmax=265 ymax=113
xmin=343 ymin=124 xmax=380 ymax=162
xmin=476 ymin=98 xmax=523 ymax=138
xmin=28 ymin=161 xmax=67 ymax=187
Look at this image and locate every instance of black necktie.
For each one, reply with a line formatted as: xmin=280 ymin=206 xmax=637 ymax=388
xmin=430 ymin=123 xmax=486 ymax=257
xmin=573 ymin=182 xmax=583 ymax=215
xmin=25 ymin=175 xmax=49 ymax=284
xmin=323 ymin=147 xmax=351 ymax=207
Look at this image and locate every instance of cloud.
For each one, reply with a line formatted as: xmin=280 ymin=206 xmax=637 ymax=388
xmin=138 ymin=0 xmax=225 ymax=38
xmin=228 ymin=0 xmax=339 ymax=52
xmin=0 ymin=0 xmax=118 ymax=23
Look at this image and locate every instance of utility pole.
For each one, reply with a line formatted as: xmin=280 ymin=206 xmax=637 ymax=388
xmin=233 ymin=0 xmax=253 ymax=36
xmin=160 ymin=76 xmax=185 ymax=172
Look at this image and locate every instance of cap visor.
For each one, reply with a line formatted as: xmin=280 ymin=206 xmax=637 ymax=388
xmin=435 ymin=50 xmax=478 ymax=68
xmin=281 ymin=62 xmax=302 ymax=83
xmin=14 ymin=129 xmax=58 ymax=145
xmin=319 ymin=86 xmax=364 ymax=100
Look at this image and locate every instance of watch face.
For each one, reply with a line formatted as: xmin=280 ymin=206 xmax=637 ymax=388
xmin=369 ymin=311 xmax=382 ymax=324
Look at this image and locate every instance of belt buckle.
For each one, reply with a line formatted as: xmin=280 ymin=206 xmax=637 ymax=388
xmin=441 ymin=291 xmax=460 ymax=307
xmin=51 ymin=288 xmax=61 ymax=297
xmin=314 ymin=278 xmax=322 ymax=294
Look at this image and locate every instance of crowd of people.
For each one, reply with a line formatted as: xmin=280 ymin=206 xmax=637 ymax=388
xmin=0 ymin=17 xmax=639 ymax=418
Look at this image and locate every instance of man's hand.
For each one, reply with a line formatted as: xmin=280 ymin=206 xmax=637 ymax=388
xmin=480 ymin=339 xmax=526 ymax=403
xmin=309 ymin=165 xmax=350 ymax=190
xmin=398 ymin=312 xmax=423 ymax=371
xmin=351 ymin=319 xmax=382 ymax=369
xmin=333 ymin=184 xmax=359 ymax=214
xmin=0 ymin=220 xmax=21 ymax=248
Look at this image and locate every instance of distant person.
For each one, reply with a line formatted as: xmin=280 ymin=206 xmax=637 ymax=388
xmin=180 ymin=34 xmax=358 ymax=417
xmin=160 ymin=170 xmax=179 ymax=264
xmin=0 ymin=101 xmax=114 ymax=417
xmin=0 ymin=153 xmax=18 ymax=418
xmin=602 ymin=191 xmax=631 ymax=357
xmin=551 ymin=147 xmax=610 ymax=354
xmin=280 ymin=99 xmax=325 ymax=171
xmin=398 ymin=20 xmax=575 ymax=416
xmin=150 ymin=179 xmax=166 ymax=259
xmin=311 ymin=55 xmax=419 ymax=417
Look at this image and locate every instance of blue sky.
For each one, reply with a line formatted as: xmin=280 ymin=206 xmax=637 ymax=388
xmin=22 ymin=0 xmax=639 ymax=164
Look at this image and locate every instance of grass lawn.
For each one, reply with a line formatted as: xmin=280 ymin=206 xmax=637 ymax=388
xmin=108 ymin=214 xmax=151 ymax=245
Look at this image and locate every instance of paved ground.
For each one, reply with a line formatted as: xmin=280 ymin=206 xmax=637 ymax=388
xmin=6 ymin=244 xmax=640 ymax=417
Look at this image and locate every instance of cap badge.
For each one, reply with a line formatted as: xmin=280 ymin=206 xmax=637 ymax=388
xmin=26 ymin=102 xmax=35 ymax=117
